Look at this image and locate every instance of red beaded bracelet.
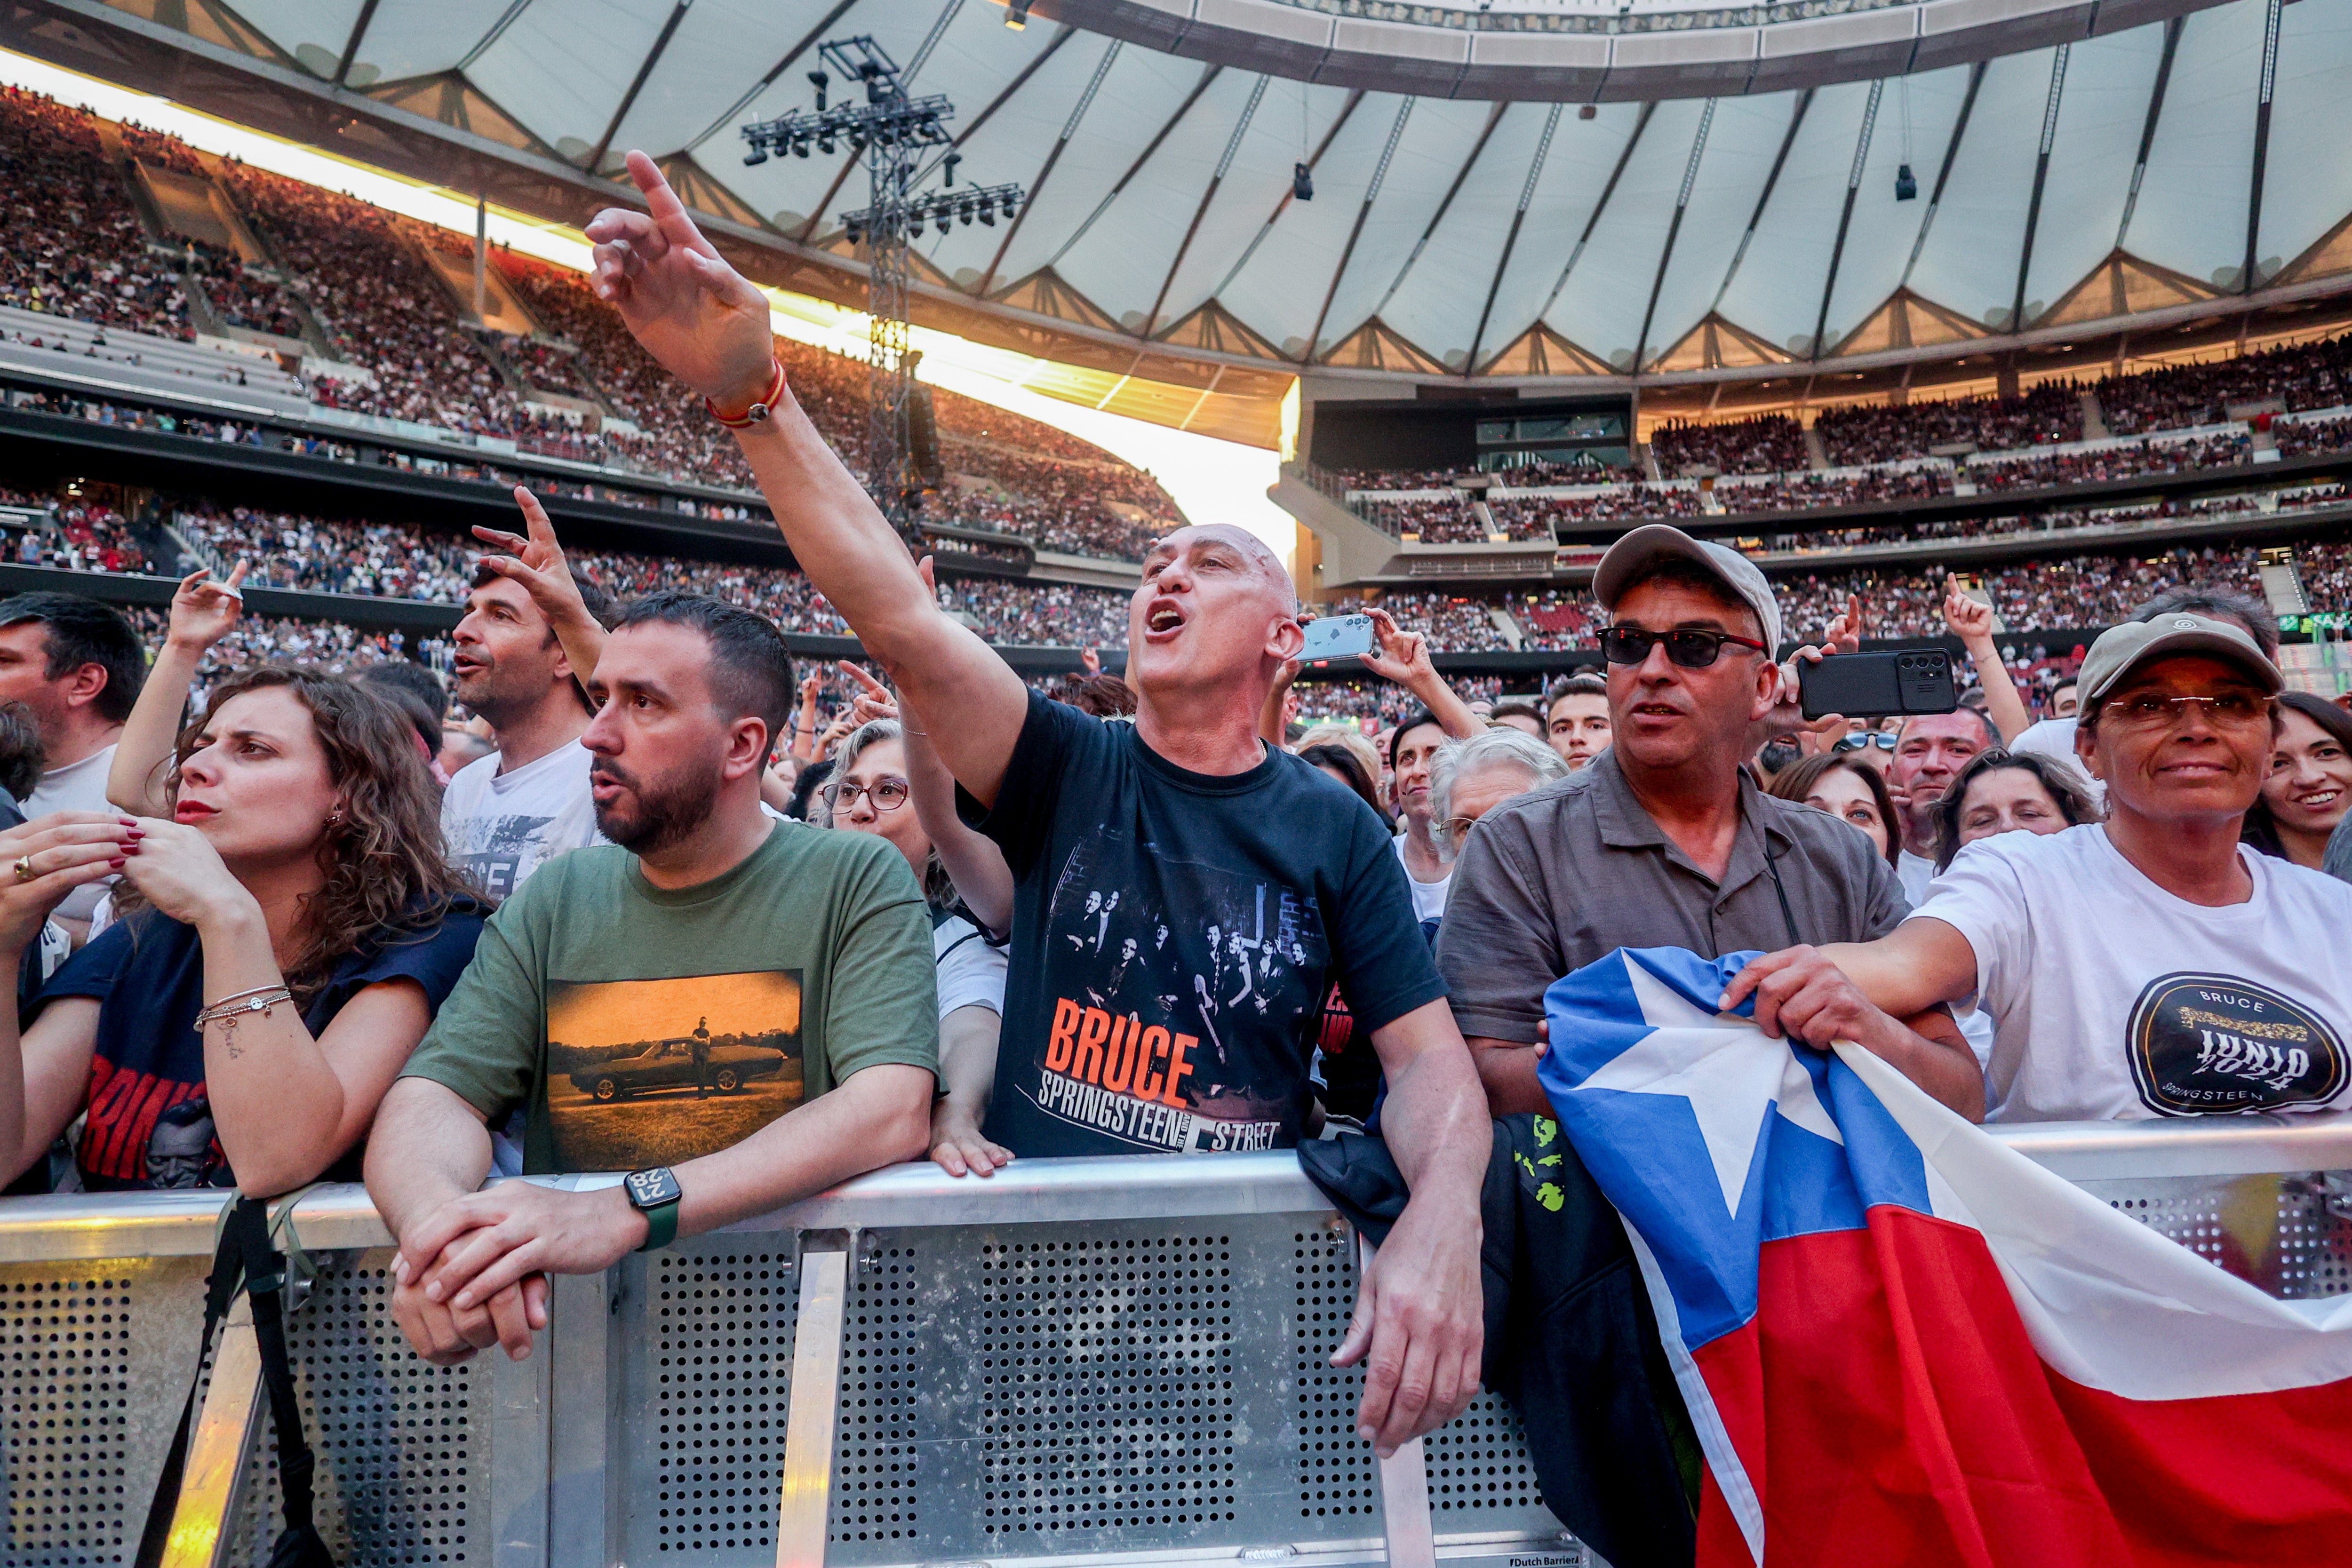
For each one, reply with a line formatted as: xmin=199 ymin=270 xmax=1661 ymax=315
xmin=706 ymin=361 xmax=787 ymax=428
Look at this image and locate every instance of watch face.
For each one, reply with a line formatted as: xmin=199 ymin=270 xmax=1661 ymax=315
xmin=625 ymin=1167 xmax=681 ymax=1208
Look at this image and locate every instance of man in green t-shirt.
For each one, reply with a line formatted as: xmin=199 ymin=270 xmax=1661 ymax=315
xmin=367 ymin=593 xmax=938 ymax=1366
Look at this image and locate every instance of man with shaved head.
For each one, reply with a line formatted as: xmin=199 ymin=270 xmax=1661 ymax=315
xmin=581 ymin=154 xmax=1489 ymax=1458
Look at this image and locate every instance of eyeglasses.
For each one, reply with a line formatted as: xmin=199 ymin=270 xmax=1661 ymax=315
xmin=1600 ymin=626 xmax=1769 ymax=669
xmin=1834 ymin=732 xmax=1897 ymax=752
xmin=820 ymin=777 xmax=910 ymax=812
xmin=2102 ymin=692 xmax=2271 ymax=729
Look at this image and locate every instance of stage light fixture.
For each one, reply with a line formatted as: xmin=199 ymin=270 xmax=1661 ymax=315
xmin=1006 ymin=0 xmax=1031 ymax=29
xmin=1292 ymin=161 xmax=1314 ymax=201
xmin=743 ymin=147 xmax=767 ymax=167
xmin=1895 ymin=163 xmax=1918 ymax=201
xmin=808 ymin=71 xmax=829 ymax=111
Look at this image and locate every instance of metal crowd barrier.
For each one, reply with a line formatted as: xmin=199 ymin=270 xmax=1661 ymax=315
xmin=3 ymin=1116 xmax=2351 ymax=1568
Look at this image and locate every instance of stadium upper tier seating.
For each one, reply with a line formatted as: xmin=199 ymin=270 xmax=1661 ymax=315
xmin=0 ymin=87 xmax=1179 ymax=565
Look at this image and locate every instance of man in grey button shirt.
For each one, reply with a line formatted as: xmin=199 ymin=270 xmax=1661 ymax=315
xmin=1435 ymin=525 xmax=1984 ymax=1120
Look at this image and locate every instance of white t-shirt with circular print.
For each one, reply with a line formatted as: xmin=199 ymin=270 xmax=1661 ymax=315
xmin=1909 ymin=822 xmax=2352 ymax=1124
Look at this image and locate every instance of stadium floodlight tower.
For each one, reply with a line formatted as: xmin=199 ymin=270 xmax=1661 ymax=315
xmin=741 ymin=37 xmax=1023 ymax=536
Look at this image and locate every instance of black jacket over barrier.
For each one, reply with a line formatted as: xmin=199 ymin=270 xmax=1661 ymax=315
xmin=1299 ymin=1116 xmax=1699 ymax=1568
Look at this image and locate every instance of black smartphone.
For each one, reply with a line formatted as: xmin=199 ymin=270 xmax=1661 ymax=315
xmin=1798 ymin=650 xmax=1960 ymax=720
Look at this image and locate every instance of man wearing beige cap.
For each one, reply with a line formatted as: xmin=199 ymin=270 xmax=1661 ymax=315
xmin=1440 ymin=524 xmax=1984 ymax=1120
xmin=1728 ymin=613 xmax=2352 ymax=1123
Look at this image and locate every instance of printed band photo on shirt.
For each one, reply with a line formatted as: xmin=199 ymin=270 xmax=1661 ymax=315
xmin=1021 ymin=830 xmax=1330 ymax=1153
xmin=448 ymin=811 xmax=557 ymax=901
xmin=2126 ymin=971 xmax=2349 ymax=1116
xmin=543 ymin=971 xmax=805 ymax=1170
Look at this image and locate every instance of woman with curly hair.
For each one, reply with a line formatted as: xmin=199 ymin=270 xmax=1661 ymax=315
xmin=0 ymin=666 xmax=485 ymax=1195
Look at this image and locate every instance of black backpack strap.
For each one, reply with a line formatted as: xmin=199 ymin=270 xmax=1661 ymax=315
xmin=225 ymin=1195 xmax=325 ymax=1547
xmin=133 ymin=1197 xmax=254 ymax=1568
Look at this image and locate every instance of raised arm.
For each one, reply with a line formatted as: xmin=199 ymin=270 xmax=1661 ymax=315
xmin=587 ymin=152 xmax=1030 ymax=806
xmin=472 ymin=487 xmax=606 ymax=689
xmin=1259 ymin=657 xmax=1301 ymax=750
xmin=108 ymin=565 xmax=246 ymax=816
xmin=836 ymin=649 xmax=1013 ymax=932
xmin=1361 ymin=609 xmax=1481 ymax=740
xmin=1941 ymin=587 xmax=2033 ymax=743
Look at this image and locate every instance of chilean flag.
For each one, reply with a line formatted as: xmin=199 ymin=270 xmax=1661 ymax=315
xmin=1537 ymin=947 xmax=2352 ymax=1567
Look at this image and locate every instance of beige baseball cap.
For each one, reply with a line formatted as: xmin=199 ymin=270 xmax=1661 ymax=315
xmin=1593 ymin=524 xmax=1783 ymax=653
xmin=2075 ymin=613 xmax=2283 ymax=706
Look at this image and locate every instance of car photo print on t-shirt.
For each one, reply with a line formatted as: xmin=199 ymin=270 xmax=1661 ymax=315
xmin=543 ymin=971 xmax=805 ymax=1170
xmin=2126 ymin=971 xmax=2349 ymax=1115
xmin=1024 ymin=831 xmax=1331 ymax=1153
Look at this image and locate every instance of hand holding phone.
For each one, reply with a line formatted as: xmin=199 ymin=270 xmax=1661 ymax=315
xmin=1798 ymin=649 xmax=1959 ymax=721
xmin=1299 ymin=614 xmax=1378 ymax=663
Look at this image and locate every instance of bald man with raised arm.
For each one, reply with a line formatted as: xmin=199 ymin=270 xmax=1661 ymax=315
xmin=582 ymin=153 xmax=1489 ymax=1457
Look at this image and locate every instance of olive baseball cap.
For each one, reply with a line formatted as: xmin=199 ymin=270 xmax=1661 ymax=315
xmin=1593 ymin=524 xmax=1783 ymax=653
xmin=2075 ymin=613 xmax=2283 ymax=706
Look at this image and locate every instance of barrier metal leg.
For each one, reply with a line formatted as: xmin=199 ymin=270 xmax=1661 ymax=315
xmin=161 ymin=1301 xmax=263 ymax=1568
xmin=1359 ymin=1234 xmax=1437 ymax=1568
xmin=775 ymin=1234 xmax=850 ymax=1568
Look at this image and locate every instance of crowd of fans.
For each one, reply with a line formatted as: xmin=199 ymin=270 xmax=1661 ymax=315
xmin=3 ymin=149 xmax=2351 ymax=1560
xmin=1650 ymin=413 xmax=1810 ymax=476
xmin=0 ymin=90 xmax=1178 ymax=566
xmin=2098 ymin=334 xmax=2352 ymax=434
xmin=1816 ymin=383 xmax=2084 ymax=464
xmin=0 ymin=88 xmax=191 ymax=339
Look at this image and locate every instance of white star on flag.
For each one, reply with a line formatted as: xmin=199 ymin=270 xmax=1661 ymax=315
xmin=1575 ymin=955 xmax=1845 ymax=1216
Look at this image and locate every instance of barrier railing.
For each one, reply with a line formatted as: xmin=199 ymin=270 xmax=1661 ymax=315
xmin=4 ymin=1115 xmax=2350 ymax=1568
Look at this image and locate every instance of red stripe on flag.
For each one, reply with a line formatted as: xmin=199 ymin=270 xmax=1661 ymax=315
xmin=1690 ymin=1210 xmax=2129 ymax=1565
xmin=2044 ymin=1369 xmax=2352 ymax=1566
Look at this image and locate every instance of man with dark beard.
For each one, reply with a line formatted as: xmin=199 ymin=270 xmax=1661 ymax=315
xmin=365 ymin=593 xmax=940 ymax=1367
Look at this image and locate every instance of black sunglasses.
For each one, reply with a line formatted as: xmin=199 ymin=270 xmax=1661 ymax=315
xmin=1834 ymin=732 xmax=1898 ymax=752
xmin=1600 ymin=625 xmax=1770 ymax=669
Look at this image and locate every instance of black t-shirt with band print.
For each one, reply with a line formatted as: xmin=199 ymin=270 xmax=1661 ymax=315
xmin=961 ymin=693 xmax=1444 ymax=1156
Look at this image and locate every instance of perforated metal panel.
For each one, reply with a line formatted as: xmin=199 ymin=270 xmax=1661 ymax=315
xmin=835 ymin=1240 xmax=920 ymax=1549
xmin=1291 ymin=1221 xmax=1376 ymax=1527
xmin=1427 ymin=1394 xmax=1549 ymax=1522
xmin=2083 ymin=1171 xmax=2352 ymax=1300
xmin=1 ymin=1257 xmax=206 ymax=1568
xmin=219 ymin=1250 xmax=486 ymax=1566
xmin=621 ymin=1238 xmax=799 ymax=1560
xmin=973 ymin=1232 xmax=1238 ymax=1544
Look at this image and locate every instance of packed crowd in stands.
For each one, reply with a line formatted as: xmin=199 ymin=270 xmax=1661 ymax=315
xmin=0 ymin=88 xmax=190 ymax=339
xmin=0 ymin=91 xmax=1178 ymax=565
xmin=1816 ymin=382 xmax=2084 ymax=464
xmin=2097 ymin=334 xmax=2352 ymax=434
xmin=1961 ymin=431 xmax=2251 ymax=490
xmin=1650 ymin=413 xmax=1810 ymax=475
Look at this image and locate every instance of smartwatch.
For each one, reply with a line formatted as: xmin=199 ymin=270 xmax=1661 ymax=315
xmin=623 ymin=1166 xmax=683 ymax=1252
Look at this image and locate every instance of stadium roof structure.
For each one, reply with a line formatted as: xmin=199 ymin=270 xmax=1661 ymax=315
xmin=15 ymin=0 xmax=2352 ymax=446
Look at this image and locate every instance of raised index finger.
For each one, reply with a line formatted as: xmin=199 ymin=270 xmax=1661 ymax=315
xmin=623 ymin=149 xmax=718 ymax=259
xmin=836 ymin=660 xmax=889 ymax=696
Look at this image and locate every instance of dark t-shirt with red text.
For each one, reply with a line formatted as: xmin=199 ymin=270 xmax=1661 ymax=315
xmin=962 ymin=694 xmax=1443 ymax=1156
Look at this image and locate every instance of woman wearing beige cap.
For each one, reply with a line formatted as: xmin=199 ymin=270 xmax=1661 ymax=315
xmin=1724 ymin=613 xmax=2352 ymax=1125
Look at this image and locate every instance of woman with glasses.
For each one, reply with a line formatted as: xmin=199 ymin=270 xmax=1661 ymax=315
xmin=1726 ymin=615 xmax=2352 ymax=1124
xmin=822 ymin=715 xmax=1019 ymax=1180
